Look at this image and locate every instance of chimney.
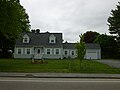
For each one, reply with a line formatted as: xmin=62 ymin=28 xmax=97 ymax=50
xmin=36 ymin=29 xmax=40 ymax=33
xmin=31 ymin=29 xmax=35 ymax=33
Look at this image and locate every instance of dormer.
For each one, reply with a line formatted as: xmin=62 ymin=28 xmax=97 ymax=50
xmin=49 ymin=34 xmax=56 ymax=44
xmin=23 ymin=34 xmax=30 ymax=43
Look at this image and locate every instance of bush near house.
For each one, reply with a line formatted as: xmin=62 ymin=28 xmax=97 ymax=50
xmin=0 ymin=59 xmax=120 ymax=73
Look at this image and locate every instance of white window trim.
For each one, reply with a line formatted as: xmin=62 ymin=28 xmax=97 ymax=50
xmin=46 ymin=48 xmax=52 ymax=55
xmin=17 ymin=48 xmax=23 ymax=54
xmin=51 ymin=40 xmax=54 ymax=43
xmin=49 ymin=34 xmax=56 ymax=44
xmin=37 ymin=49 xmax=41 ymax=54
xmin=23 ymin=34 xmax=30 ymax=43
xmin=64 ymin=50 xmax=69 ymax=55
xmin=71 ymin=51 xmax=75 ymax=55
xmin=54 ymin=48 xmax=60 ymax=55
xmin=25 ymin=48 xmax=31 ymax=54
xmin=64 ymin=50 xmax=68 ymax=55
xmin=23 ymin=37 xmax=29 ymax=43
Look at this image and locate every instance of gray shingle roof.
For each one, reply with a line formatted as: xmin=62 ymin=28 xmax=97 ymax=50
xmin=15 ymin=32 xmax=63 ymax=47
xmin=63 ymin=43 xmax=76 ymax=49
xmin=15 ymin=32 xmax=100 ymax=49
xmin=85 ymin=43 xmax=101 ymax=49
xmin=63 ymin=43 xmax=100 ymax=49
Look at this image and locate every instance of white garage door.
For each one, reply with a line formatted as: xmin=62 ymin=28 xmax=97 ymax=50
xmin=87 ymin=52 xmax=98 ymax=59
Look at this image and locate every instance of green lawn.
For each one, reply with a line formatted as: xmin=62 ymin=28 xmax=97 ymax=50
xmin=0 ymin=59 xmax=120 ymax=73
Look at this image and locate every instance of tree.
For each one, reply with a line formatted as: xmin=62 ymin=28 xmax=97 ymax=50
xmin=108 ymin=2 xmax=120 ymax=42
xmin=76 ymin=34 xmax=86 ymax=68
xmin=0 ymin=0 xmax=30 ymax=58
xmin=83 ymin=31 xmax=100 ymax=43
xmin=94 ymin=34 xmax=119 ymax=58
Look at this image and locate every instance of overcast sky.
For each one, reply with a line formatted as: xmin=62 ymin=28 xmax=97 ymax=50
xmin=20 ymin=0 xmax=119 ymax=42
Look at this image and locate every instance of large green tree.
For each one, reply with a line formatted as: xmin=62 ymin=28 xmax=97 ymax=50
xmin=94 ymin=34 xmax=119 ymax=58
xmin=83 ymin=31 xmax=100 ymax=43
xmin=0 ymin=0 xmax=30 ymax=57
xmin=108 ymin=2 xmax=120 ymax=42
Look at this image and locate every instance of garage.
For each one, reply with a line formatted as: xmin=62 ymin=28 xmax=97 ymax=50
xmin=85 ymin=43 xmax=101 ymax=60
xmin=86 ymin=52 xmax=98 ymax=59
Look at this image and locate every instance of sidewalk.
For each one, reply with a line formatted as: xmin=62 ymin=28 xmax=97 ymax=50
xmin=0 ymin=72 xmax=120 ymax=79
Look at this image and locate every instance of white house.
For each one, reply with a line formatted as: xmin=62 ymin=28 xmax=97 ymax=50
xmin=14 ymin=30 xmax=101 ymax=60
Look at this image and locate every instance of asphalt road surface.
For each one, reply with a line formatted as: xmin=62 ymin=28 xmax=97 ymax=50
xmin=97 ymin=59 xmax=120 ymax=68
xmin=0 ymin=77 xmax=120 ymax=90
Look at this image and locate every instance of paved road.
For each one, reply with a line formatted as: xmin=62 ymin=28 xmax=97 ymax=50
xmin=0 ymin=77 xmax=120 ymax=90
xmin=97 ymin=59 xmax=120 ymax=68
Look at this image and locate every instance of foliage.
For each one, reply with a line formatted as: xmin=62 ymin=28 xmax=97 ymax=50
xmin=108 ymin=2 xmax=120 ymax=42
xmin=0 ymin=0 xmax=30 ymax=58
xmin=83 ymin=31 xmax=100 ymax=43
xmin=76 ymin=34 xmax=86 ymax=68
xmin=76 ymin=34 xmax=86 ymax=60
xmin=94 ymin=34 xmax=119 ymax=58
xmin=0 ymin=59 xmax=120 ymax=74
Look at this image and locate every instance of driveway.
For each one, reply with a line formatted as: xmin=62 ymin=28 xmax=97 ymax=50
xmin=97 ymin=59 xmax=120 ymax=68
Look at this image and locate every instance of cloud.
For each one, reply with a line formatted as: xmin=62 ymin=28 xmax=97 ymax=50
xmin=20 ymin=0 xmax=119 ymax=42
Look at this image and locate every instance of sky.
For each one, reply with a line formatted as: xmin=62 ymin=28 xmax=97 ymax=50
xmin=20 ymin=0 xmax=119 ymax=42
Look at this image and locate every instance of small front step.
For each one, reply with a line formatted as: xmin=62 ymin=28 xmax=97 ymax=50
xmin=34 ymin=54 xmax=43 ymax=59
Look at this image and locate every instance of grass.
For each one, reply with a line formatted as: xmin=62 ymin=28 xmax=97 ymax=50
xmin=0 ymin=59 xmax=120 ymax=73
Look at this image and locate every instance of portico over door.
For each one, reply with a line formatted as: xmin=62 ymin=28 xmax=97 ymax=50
xmin=36 ymin=48 xmax=41 ymax=54
xmin=34 ymin=47 xmax=44 ymax=59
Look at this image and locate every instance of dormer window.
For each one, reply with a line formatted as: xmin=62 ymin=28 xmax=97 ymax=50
xmin=49 ymin=34 xmax=56 ymax=44
xmin=23 ymin=37 xmax=29 ymax=43
xmin=50 ymin=39 xmax=55 ymax=43
xmin=23 ymin=34 xmax=30 ymax=43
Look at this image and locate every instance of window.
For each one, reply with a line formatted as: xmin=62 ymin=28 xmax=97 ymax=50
xmin=26 ymin=49 xmax=30 ymax=54
xmin=88 ymin=52 xmax=96 ymax=53
xmin=47 ymin=49 xmax=51 ymax=54
xmin=18 ymin=49 xmax=22 ymax=54
xmin=23 ymin=37 xmax=28 ymax=43
xmin=56 ymin=49 xmax=59 ymax=55
xmin=72 ymin=51 xmax=74 ymax=55
xmin=23 ymin=37 xmax=30 ymax=43
xmin=65 ymin=51 xmax=67 ymax=55
xmin=25 ymin=48 xmax=31 ymax=54
xmin=51 ymin=40 xmax=55 ymax=43
xmin=17 ymin=48 xmax=23 ymax=54
xmin=23 ymin=34 xmax=30 ymax=43
xmin=50 ymin=39 xmax=55 ymax=43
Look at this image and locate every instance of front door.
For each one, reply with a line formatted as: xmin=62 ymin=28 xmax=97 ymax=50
xmin=37 ymin=49 xmax=41 ymax=54
xmin=34 ymin=48 xmax=43 ymax=59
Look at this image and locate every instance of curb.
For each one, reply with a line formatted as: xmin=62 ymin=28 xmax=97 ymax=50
xmin=0 ymin=73 xmax=120 ymax=79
